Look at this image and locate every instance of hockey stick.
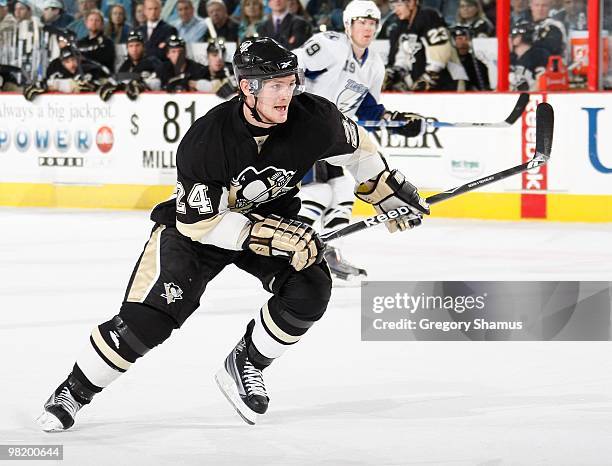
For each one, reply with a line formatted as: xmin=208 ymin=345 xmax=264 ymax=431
xmin=321 ymin=102 xmax=554 ymax=243
xmin=357 ymin=92 xmax=529 ymax=129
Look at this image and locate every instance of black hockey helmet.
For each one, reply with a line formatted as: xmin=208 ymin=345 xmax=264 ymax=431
xmin=127 ymin=30 xmax=144 ymax=44
xmin=56 ymin=28 xmax=76 ymax=44
xmin=166 ymin=35 xmax=186 ymax=50
xmin=59 ymin=45 xmax=79 ymax=61
xmin=511 ymin=20 xmax=535 ymax=44
xmin=449 ymin=25 xmax=471 ymax=39
xmin=207 ymin=38 xmax=226 ymax=58
xmin=232 ymin=37 xmax=305 ymax=96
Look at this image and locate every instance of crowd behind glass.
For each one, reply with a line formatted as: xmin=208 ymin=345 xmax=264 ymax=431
xmin=1 ymin=0 xmax=610 ymax=99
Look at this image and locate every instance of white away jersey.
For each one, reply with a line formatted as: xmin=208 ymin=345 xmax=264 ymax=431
xmin=294 ymin=31 xmax=385 ymax=119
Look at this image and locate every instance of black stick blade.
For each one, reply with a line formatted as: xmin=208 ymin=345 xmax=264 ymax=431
xmin=504 ymin=93 xmax=530 ymax=124
xmin=535 ymin=102 xmax=554 ymax=158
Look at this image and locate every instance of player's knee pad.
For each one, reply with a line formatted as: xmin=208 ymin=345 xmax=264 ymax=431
xmin=277 ymin=262 xmax=332 ymax=321
xmin=251 ymin=263 xmax=332 ymax=359
xmin=118 ymin=302 xmax=176 ymax=349
xmin=73 ymin=304 xmax=176 ymax=392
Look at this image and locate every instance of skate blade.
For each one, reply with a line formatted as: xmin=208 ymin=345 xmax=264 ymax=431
xmin=214 ymin=368 xmax=258 ymax=425
xmin=36 ymin=411 xmax=66 ymax=432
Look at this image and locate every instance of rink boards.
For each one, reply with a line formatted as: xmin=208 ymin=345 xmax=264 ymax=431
xmin=0 ymin=92 xmax=611 ymax=222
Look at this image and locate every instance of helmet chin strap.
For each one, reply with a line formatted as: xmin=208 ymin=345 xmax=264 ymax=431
xmin=243 ymin=95 xmax=279 ymax=126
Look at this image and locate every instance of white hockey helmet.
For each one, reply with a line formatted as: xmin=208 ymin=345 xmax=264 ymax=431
xmin=343 ymin=0 xmax=382 ymax=35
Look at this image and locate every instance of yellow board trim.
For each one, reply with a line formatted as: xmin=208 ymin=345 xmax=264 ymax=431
xmin=547 ymin=194 xmax=612 ymax=222
xmin=1 ymin=183 xmax=612 ymax=222
xmin=0 ymin=183 xmax=174 ymax=210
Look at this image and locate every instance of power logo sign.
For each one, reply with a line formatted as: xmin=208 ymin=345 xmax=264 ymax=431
xmin=521 ymin=94 xmax=547 ymax=219
xmin=96 ymin=126 xmax=114 ymax=153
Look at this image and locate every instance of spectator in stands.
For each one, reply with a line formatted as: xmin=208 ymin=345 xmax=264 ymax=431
xmin=509 ymin=19 xmax=550 ymax=90
xmin=101 ymin=0 xmax=133 ymax=25
xmin=42 ymin=0 xmax=73 ymax=28
xmin=511 ymin=0 xmax=531 ymax=25
xmin=238 ymin=0 xmax=264 ymax=42
xmin=257 ymin=0 xmax=310 ymax=49
xmin=137 ymin=0 xmax=178 ymax=60
xmin=306 ymin=0 xmax=343 ymax=32
xmin=105 ymin=4 xmax=131 ymax=43
xmin=133 ymin=0 xmax=146 ymax=27
xmin=160 ymin=0 xmax=198 ymax=25
xmin=0 ymin=0 xmax=18 ymax=41
xmin=200 ymin=0 xmax=239 ymax=18
xmin=14 ymin=0 xmax=36 ymax=23
xmin=287 ymin=0 xmax=310 ymax=22
xmin=68 ymin=0 xmax=96 ymax=39
xmin=454 ymin=0 xmax=493 ymax=37
xmin=77 ymin=9 xmax=116 ymax=71
xmin=173 ymin=0 xmax=206 ymax=42
xmin=156 ymin=34 xmax=211 ymax=90
xmin=552 ymin=0 xmax=586 ymax=32
xmin=450 ymin=25 xmax=490 ymax=89
xmin=202 ymin=0 xmax=239 ymax=41
xmin=530 ymin=0 xmax=566 ymax=56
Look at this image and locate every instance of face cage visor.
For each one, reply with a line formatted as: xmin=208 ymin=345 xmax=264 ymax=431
xmin=241 ymin=69 xmax=306 ymax=97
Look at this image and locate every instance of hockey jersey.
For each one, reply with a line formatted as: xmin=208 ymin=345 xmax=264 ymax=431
xmin=510 ymin=45 xmax=550 ymax=91
xmin=150 ymin=93 xmax=384 ymax=251
xmin=388 ymin=7 xmax=467 ymax=90
xmin=293 ymin=31 xmax=385 ymax=120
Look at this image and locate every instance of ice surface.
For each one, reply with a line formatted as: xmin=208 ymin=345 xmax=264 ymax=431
xmin=1 ymin=208 xmax=611 ymax=466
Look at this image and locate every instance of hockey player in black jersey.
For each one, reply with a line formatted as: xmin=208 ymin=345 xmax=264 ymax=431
xmin=194 ymin=38 xmax=238 ymax=99
xmin=509 ymin=20 xmax=550 ymax=91
xmin=156 ymin=35 xmax=209 ymax=92
xmin=385 ymin=0 xmax=467 ymax=91
xmin=117 ymin=30 xmax=162 ymax=77
xmin=450 ymin=25 xmax=490 ymax=90
xmin=24 ymin=45 xmax=111 ymax=101
xmin=98 ymin=30 xmax=162 ymax=101
xmin=36 ymin=37 xmax=429 ymax=430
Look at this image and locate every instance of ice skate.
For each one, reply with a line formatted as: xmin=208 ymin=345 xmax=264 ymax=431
xmin=36 ymin=381 xmax=84 ymax=432
xmin=324 ymin=246 xmax=367 ymax=283
xmin=215 ymin=335 xmax=269 ymax=425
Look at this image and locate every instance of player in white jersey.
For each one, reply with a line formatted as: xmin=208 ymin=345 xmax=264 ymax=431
xmin=294 ymin=0 xmax=425 ymax=282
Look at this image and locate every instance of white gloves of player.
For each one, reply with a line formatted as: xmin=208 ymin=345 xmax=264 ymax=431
xmin=244 ymin=214 xmax=324 ymax=271
xmin=355 ymin=169 xmax=430 ymax=233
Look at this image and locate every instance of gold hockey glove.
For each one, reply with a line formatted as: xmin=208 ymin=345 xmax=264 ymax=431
xmin=244 ymin=215 xmax=324 ymax=271
xmin=355 ymin=169 xmax=429 ymax=233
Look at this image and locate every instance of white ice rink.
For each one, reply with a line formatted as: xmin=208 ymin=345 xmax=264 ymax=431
xmin=1 ymin=208 xmax=612 ymax=466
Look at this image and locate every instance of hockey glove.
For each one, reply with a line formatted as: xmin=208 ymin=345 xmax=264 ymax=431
xmin=214 ymin=78 xmax=238 ymax=99
xmin=355 ymin=169 xmax=430 ymax=233
xmin=244 ymin=214 xmax=324 ymax=271
xmin=384 ymin=66 xmax=407 ymax=90
xmin=23 ymin=81 xmax=48 ymax=102
xmin=98 ymin=81 xmax=120 ymax=102
xmin=126 ymin=79 xmax=146 ymax=100
xmin=412 ymin=71 xmax=439 ymax=91
xmin=73 ymin=75 xmax=98 ymax=92
xmin=385 ymin=111 xmax=426 ymax=138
